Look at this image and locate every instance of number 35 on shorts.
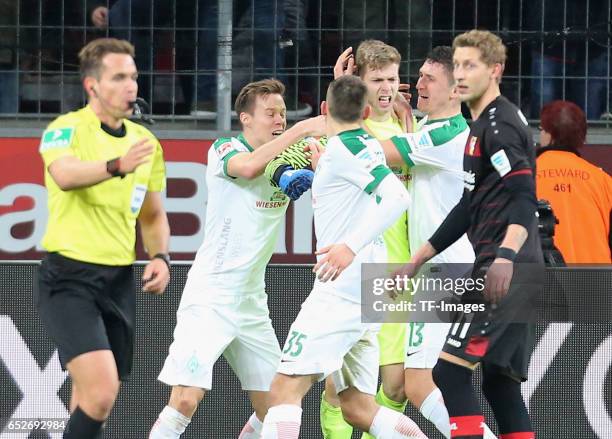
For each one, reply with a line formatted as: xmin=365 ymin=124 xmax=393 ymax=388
xmin=282 ymin=331 xmax=308 ymax=357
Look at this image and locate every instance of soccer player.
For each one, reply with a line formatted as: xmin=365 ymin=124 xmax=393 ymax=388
xmin=148 ymin=79 xmax=325 ymax=439
xmin=261 ymin=75 xmax=426 ymax=439
xmin=405 ymin=30 xmax=544 ymax=439
xmin=36 ymin=38 xmax=170 ymax=439
xmin=377 ymin=46 xmax=497 ymax=439
xmin=318 ymin=41 xmax=413 ymax=439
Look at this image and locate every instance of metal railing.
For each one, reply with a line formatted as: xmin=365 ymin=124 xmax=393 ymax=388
xmin=0 ymin=0 xmax=611 ymax=126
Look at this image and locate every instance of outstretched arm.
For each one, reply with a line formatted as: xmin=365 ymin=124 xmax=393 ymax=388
xmin=226 ymin=116 xmax=326 ymax=179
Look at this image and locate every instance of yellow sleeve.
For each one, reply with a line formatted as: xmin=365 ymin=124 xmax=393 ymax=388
xmin=147 ymin=138 xmax=166 ymax=192
xmin=39 ymin=118 xmax=78 ymax=167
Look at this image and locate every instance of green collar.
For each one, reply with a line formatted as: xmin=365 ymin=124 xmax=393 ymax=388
xmin=237 ymin=133 xmax=255 ymax=152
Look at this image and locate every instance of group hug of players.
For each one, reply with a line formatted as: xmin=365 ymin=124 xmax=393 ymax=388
xmin=148 ymin=28 xmax=542 ymax=439
xmin=37 ymin=28 xmax=543 ymax=439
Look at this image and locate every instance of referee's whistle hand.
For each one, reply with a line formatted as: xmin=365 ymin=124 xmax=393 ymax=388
xmin=142 ymin=259 xmax=170 ymax=295
xmin=120 ymin=138 xmax=155 ymax=174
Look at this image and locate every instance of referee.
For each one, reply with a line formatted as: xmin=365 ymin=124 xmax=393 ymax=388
xmin=406 ymin=30 xmax=544 ymax=439
xmin=36 ymin=38 xmax=170 ymax=438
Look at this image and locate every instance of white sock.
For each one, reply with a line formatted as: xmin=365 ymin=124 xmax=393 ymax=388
xmin=369 ymin=406 xmax=427 ymax=439
xmin=239 ymin=412 xmax=264 ymax=439
xmin=149 ymin=405 xmax=191 ymax=439
xmin=483 ymin=423 xmax=498 ymax=439
xmin=261 ymin=404 xmax=302 ymax=439
xmin=419 ymin=388 xmax=451 ymax=438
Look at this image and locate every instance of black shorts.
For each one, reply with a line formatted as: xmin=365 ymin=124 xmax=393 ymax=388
xmin=442 ymin=263 xmax=544 ymax=381
xmin=35 ymin=253 xmax=136 ymax=380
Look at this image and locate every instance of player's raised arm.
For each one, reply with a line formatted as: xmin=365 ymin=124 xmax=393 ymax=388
xmin=333 ymin=46 xmax=356 ymax=78
xmin=226 ymin=115 xmax=326 ymax=179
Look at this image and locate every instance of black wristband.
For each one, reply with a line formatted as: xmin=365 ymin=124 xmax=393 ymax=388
xmin=496 ymin=247 xmax=517 ymax=261
xmin=106 ymin=157 xmax=125 ymax=178
xmin=152 ymin=253 xmax=171 ymax=269
xmin=272 ymin=165 xmax=293 ymax=186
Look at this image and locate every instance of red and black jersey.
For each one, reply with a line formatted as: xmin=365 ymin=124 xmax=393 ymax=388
xmin=462 ymin=95 xmax=542 ymax=267
xmin=429 ymin=95 xmax=544 ymax=268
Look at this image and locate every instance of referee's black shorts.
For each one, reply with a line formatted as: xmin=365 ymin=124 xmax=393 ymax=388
xmin=441 ymin=263 xmax=544 ymax=381
xmin=35 ymin=252 xmax=136 ymax=380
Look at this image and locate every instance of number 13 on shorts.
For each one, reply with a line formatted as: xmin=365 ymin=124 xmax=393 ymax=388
xmin=282 ymin=330 xmax=308 ymax=357
xmin=407 ymin=322 xmax=424 ymax=347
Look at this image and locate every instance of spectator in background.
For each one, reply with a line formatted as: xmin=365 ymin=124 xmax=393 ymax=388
xmin=0 ymin=0 xmax=18 ymax=113
xmin=90 ymin=0 xmax=311 ymax=117
xmin=536 ymin=100 xmax=612 ymax=263
xmin=525 ymin=0 xmax=610 ymax=120
xmin=90 ymin=0 xmax=173 ymax=108
xmin=190 ymin=0 xmax=312 ymax=118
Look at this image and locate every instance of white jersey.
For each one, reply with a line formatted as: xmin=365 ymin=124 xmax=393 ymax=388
xmin=184 ymin=134 xmax=290 ymax=299
xmin=312 ymin=128 xmax=392 ymax=302
xmin=392 ymin=114 xmax=474 ymax=263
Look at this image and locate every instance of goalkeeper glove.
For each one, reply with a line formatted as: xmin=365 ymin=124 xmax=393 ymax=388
xmin=279 ymin=168 xmax=314 ymax=201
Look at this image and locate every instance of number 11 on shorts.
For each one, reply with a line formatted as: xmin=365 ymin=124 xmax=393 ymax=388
xmin=283 ymin=330 xmax=308 ymax=357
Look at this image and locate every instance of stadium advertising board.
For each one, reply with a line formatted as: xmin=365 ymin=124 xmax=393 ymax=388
xmin=2 ymin=137 xmax=609 ymax=263
xmin=0 ymin=137 xmax=316 ymax=263
xmin=0 ymin=264 xmax=611 ymax=438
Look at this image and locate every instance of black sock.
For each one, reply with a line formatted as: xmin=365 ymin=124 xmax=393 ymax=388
xmin=482 ymin=363 xmax=534 ymax=436
xmin=433 ymin=359 xmax=484 ymax=438
xmin=63 ymin=406 xmax=105 ymax=439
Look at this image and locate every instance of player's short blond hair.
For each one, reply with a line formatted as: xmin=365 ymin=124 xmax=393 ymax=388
xmin=78 ymin=38 xmax=135 ymax=80
xmin=355 ymin=40 xmax=401 ymax=76
xmin=234 ymin=78 xmax=285 ymax=117
xmin=452 ymin=30 xmax=507 ymax=67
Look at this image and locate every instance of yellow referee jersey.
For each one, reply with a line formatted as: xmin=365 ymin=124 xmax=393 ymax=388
xmin=364 ymin=116 xmax=411 ymax=264
xmin=39 ymin=105 xmax=166 ymax=265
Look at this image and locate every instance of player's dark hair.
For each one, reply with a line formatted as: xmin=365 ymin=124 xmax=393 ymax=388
xmin=425 ymin=46 xmax=454 ymax=85
xmin=235 ymin=79 xmax=285 ymax=117
xmin=540 ymin=100 xmax=586 ymax=153
xmin=326 ymin=76 xmax=368 ymax=123
xmin=78 ymin=38 xmax=135 ymax=80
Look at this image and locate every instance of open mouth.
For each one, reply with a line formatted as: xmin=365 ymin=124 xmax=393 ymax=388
xmin=272 ymin=130 xmax=284 ymax=136
xmin=378 ymin=96 xmax=392 ymax=106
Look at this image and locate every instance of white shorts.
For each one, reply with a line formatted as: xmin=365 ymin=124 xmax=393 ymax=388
xmin=158 ymin=292 xmax=280 ymax=391
xmin=277 ymin=288 xmax=380 ymax=395
xmin=404 ymin=322 xmax=451 ymax=369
